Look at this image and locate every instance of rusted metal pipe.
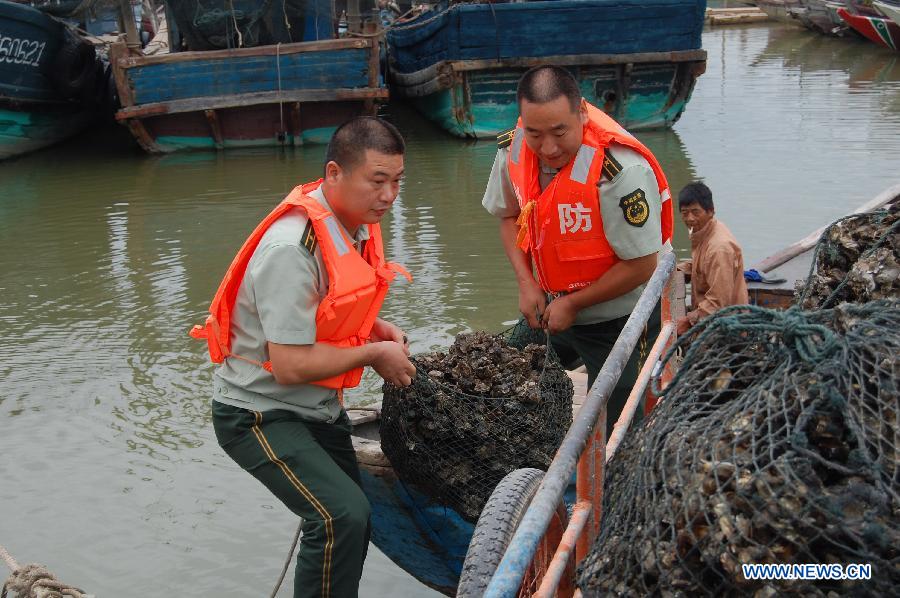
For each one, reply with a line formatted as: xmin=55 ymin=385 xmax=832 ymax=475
xmin=607 ymin=320 xmax=674 ymax=461
xmin=483 ymin=253 xmax=676 ymax=598
xmin=533 ymin=503 xmax=591 ymax=598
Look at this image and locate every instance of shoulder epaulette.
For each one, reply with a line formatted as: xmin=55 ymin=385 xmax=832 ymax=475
xmin=301 ymin=220 xmax=318 ymax=255
xmin=497 ymin=128 xmax=516 ymax=149
xmin=601 ymin=149 xmax=623 ymax=182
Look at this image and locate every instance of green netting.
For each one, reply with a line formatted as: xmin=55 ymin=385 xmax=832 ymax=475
xmin=577 ymin=301 xmax=899 ymax=596
xmin=380 ymin=322 xmax=573 ymax=522
xmin=168 ymin=0 xmax=332 ymax=50
xmin=797 ymin=200 xmax=899 ymax=310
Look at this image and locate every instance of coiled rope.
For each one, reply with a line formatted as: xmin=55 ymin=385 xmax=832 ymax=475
xmin=0 ymin=544 xmax=88 ymax=598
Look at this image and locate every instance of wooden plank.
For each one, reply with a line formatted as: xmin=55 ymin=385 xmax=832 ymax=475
xmin=204 ymin=109 xmax=223 ymax=149
xmin=126 ymin=119 xmax=162 ymax=153
xmin=756 ymin=183 xmax=900 ymax=272
xmin=109 ymin=42 xmax=136 ymax=109
xmin=446 ymin=50 xmax=707 ymax=73
xmin=352 ymin=436 xmax=392 ymax=468
xmin=127 ymin=51 xmax=372 ymax=105
xmin=367 ymin=36 xmax=380 ymax=91
xmin=117 ymin=38 xmax=373 ymax=68
xmin=116 ymin=87 xmax=389 ymax=120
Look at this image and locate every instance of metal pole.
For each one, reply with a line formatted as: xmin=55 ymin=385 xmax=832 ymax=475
xmin=483 ymin=252 xmax=677 ymax=598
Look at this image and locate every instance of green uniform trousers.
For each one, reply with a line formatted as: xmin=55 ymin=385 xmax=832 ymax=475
xmin=550 ymin=302 xmax=662 ymax=438
xmin=212 ymin=401 xmax=370 ymax=598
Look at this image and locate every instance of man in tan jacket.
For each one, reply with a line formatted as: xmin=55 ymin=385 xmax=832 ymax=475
xmin=676 ymin=182 xmax=749 ymax=335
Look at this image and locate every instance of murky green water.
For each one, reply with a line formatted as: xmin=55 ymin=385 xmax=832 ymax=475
xmin=1 ymin=22 xmax=898 ymax=596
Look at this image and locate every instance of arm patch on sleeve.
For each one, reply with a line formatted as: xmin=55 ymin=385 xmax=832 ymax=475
xmin=497 ymin=128 xmax=516 ymax=149
xmin=600 ymin=150 xmax=623 ymax=182
xmin=619 ymin=188 xmax=650 ymax=227
xmin=301 ymin=221 xmax=318 ymax=254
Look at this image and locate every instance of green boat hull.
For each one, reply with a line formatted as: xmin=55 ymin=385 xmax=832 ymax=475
xmin=393 ymin=57 xmax=707 ymax=139
xmin=0 ymin=106 xmax=93 ymax=160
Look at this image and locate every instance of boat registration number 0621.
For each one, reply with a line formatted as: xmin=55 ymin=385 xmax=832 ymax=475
xmin=0 ymin=34 xmax=47 ymax=67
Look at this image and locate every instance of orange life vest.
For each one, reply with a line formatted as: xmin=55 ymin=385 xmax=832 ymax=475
xmin=506 ymin=103 xmax=673 ymax=293
xmin=189 ymin=180 xmax=411 ymax=390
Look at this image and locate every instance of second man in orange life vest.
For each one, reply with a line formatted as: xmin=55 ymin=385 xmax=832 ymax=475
xmin=483 ymin=66 xmax=674 ymax=436
xmin=191 ymin=117 xmax=415 ymax=598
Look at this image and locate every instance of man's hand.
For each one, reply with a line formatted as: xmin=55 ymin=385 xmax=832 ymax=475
xmin=518 ymin=280 xmax=547 ymax=329
xmin=542 ymin=295 xmax=578 ymax=335
xmin=370 ymin=318 xmax=410 ymax=355
xmin=676 ymin=316 xmax=692 ymax=336
xmin=371 ymin=341 xmax=416 ymax=387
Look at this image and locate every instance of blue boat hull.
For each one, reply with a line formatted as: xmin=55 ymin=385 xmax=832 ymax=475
xmin=387 ymin=0 xmax=708 ymax=138
xmin=112 ymin=38 xmax=387 ymax=153
xmin=0 ymin=0 xmax=98 ymax=159
xmin=353 ymin=431 xmax=472 ymax=596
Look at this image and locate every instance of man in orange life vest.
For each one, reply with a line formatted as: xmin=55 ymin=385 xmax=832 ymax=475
xmin=483 ymin=66 xmax=673 ymax=435
xmin=191 ymin=117 xmax=415 ymax=598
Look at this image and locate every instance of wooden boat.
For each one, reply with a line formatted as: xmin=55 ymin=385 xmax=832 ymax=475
xmin=386 ymin=0 xmax=707 ymax=139
xmin=747 ymin=183 xmax=900 ymax=309
xmin=111 ymin=1 xmax=386 ymax=153
xmin=0 ymin=0 xmax=101 ymax=159
xmin=756 ymin=0 xmax=805 ymax=25
xmin=789 ymin=0 xmax=852 ymax=35
xmin=348 ymin=370 xmax=589 ymax=595
xmin=839 ymin=4 xmax=900 ymax=49
xmin=874 ymin=0 xmax=900 ymax=28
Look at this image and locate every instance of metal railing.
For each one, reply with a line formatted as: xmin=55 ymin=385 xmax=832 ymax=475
xmin=483 ymin=252 xmax=681 ymax=597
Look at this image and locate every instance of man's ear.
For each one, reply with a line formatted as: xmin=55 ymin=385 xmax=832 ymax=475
xmin=579 ymin=98 xmax=589 ymax=125
xmin=324 ymin=160 xmax=342 ymax=183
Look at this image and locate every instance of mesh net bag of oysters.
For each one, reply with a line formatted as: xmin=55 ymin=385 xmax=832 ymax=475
xmin=797 ymin=199 xmax=899 ymax=310
xmin=577 ymin=301 xmax=899 ymax=596
xmin=380 ymin=322 xmax=573 ymax=522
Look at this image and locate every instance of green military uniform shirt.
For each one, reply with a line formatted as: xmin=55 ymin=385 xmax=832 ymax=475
xmin=213 ymin=185 xmax=370 ymax=423
xmin=482 ymin=141 xmax=663 ymax=325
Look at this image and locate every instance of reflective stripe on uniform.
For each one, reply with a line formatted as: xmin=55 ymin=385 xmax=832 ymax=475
xmin=323 ymin=216 xmax=350 ymax=257
xmin=510 ymin=128 xmax=524 ymax=164
xmin=570 ymin=144 xmax=597 ymax=184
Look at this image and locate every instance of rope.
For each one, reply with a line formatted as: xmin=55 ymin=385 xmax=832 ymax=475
xmin=269 ymin=523 xmax=302 ymax=598
xmin=1 ymin=544 xmax=88 ymax=598
xmin=654 ymin=304 xmax=841 ymax=396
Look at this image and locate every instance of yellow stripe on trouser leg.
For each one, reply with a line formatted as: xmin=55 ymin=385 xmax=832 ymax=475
xmin=211 ymin=402 xmax=371 ymax=598
xmin=251 ymin=415 xmax=335 ymax=598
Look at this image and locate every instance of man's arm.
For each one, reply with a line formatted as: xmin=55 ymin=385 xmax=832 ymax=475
xmin=268 ymin=341 xmax=414 ymax=387
xmin=499 ymin=217 xmax=546 ymax=328
xmin=542 ymin=253 xmax=657 ymax=334
xmin=483 ymin=147 xmax=547 ymax=328
xmin=251 ymin=240 xmax=414 ymax=387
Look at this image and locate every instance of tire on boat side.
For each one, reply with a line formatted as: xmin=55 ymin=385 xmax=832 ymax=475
xmin=456 ymin=468 xmax=545 ymax=597
xmin=52 ymin=30 xmax=97 ymax=101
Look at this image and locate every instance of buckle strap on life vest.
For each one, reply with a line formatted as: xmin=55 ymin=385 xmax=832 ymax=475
xmin=516 ymin=200 xmax=536 ymax=251
xmin=379 ymin=262 xmax=412 ymax=283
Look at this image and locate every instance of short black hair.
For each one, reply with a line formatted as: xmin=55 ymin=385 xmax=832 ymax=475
xmin=678 ymin=181 xmax=715 ymax=212
xmin=516 ymin=65 xmax=581 ymax=113
xmin=324 ymin=116 xmax=405 ymax=173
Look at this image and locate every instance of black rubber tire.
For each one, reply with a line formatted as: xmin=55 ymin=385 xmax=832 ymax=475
xmin=457 ymin=468 xmax=545 ymax=598
xmin=52 ymin=31 xmax=97 ymax=100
